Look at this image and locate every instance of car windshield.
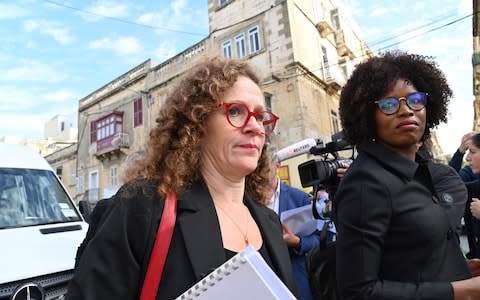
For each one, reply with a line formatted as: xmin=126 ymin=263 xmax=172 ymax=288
xmin=0 ymin=168 xmax=82 ymax=228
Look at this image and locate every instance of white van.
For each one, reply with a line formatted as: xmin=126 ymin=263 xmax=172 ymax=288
xmin=0 ymin=143 xmax=88 ymax=300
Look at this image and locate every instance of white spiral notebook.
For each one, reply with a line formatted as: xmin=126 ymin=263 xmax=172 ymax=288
xmin=175 ymin=245 xmax=296 ymax=300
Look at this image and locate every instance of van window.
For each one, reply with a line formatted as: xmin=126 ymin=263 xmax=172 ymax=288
xmin=0 ymin=168 xmax=82 ymax=228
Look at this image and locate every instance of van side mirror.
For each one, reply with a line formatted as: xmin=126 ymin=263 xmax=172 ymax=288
xmin=78 ymin=200 xmax=92 ymax=223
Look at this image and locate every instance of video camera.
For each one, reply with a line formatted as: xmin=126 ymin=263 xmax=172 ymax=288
xmin=298 ymin=131 xmax=354 ymax=189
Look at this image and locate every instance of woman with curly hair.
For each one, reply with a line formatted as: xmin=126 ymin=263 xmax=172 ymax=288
xmin=67 ymin=57 xmax=298 ymax=299
xmin=334 ymin=51 xmax=480 ymax=300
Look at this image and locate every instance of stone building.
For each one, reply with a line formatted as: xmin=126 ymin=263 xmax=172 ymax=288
xmin=73 ymin=0 xmax=370 ymax=203
xmin=45 ymin=143 xmax=77 ymax=198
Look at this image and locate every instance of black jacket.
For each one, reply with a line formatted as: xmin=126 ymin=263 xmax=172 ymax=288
xmin=67 ymin=178 xmax=297 ymax=299
xmin=465 ymin=179 xmax=480 ymax=258
xmin=335 ymin=141 xmax=471 ymax=300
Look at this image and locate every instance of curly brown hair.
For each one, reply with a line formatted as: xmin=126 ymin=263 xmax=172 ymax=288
xmin=339 ymin=51 xmax=451 ymax=146
xmin=124 ymin=56 xmax=273 ymax=204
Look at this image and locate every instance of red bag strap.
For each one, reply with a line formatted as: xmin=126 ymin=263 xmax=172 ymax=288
xmin=139 ymin=192 xmax=177 ymax=300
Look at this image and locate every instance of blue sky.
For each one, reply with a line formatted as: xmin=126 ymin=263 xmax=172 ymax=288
xmin=0 ymin=0 xmax=472 ymax=155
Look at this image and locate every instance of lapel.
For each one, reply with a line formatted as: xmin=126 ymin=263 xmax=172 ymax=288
xmin=245 ymin=196 xmax=292 ymax=283
xmin=176 ymin=179 xmax=225 ymax=280
xmin=176 ymin=179 xmax=291 ymax=283
xmin=278 ymin=182 xmax=291 ymax=214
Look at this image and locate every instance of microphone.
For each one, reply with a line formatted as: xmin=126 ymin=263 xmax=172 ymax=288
xmin=274 ymin=138 xmax=318 ymax=162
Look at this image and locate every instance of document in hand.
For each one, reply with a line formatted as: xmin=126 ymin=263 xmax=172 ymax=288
xmin=280 ymin=204 xmax=318 ymax=236
xmin=175 ymin=245 xmax=296 ymax=300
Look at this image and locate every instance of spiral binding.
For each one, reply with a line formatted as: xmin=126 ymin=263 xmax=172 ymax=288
xmin=177 ymin=251 xmax=248 ymax=299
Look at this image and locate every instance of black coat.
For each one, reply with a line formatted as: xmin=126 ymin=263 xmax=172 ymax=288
xmin=334 ymin=141 xmax=471 ymax=300
xmin=67 ymin=179 xmax=297 ymax=299
xmin=465 ymin=179 xmax=480 ymax=258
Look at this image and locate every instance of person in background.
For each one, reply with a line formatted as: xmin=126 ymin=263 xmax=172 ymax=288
xmin=266 ymin=158 xmax=319 ymax=300
xmin=74 ymin=151 xmax=145 ymax=267
xmin=464 ymin=133 xmax=480 ymax=258
xmin=417 ymin=139 xmax=468 ymax=237
xmin=336 ymin=50 xmax=480 ymax=300
xmin=313 ymin=186 xmax=336 ymax=242
xmin=67 ymin=56 xmax=298 ymax=299
xmin=74 ymin=197 xmax=111 ymax=268
xmin=449 ymin=131 xmax=480 ymax=182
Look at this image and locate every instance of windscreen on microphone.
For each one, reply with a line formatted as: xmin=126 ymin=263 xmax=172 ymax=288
xmin=274 ymin=138 xmax=318 ymax=162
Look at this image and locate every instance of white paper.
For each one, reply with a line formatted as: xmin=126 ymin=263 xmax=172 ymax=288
xmin=280 ymin=204 xmax=318 ymax=236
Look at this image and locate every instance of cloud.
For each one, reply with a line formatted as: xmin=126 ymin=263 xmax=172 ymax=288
xmin=0 ymin=85 xmax=39 ymax=112
xmin=396 ymin=20 xmax=473 ymax=156
xmin=0 ymin=85 xmax=80 ymax=112
xmin=23 ymin=19 xmax=75 ymax=45
xmin=81 ymin=0 xmax=129 ymax=21
xmin=0 ymin=112 xmax=54 ymax=139
xmin=89 ymin=36 xmax=144 ymax=56
xmin=152 ymin=42 xmax=177 ymax=61
xmin=458 ymin=0 xmax=471 ymax=15
xmin=41 ymin=88 xmax=81 ymax=104
xmin=0 ymin=84 xmax=79 ymax=138
xmin=137 ymin=12 xmax=164 ymax=26
xmin=412 ymin=2 xmax=426 ymax=12
xmin=0 ymin=60 xmax=68 ymax=83
xmin=369 ymin=7 xmax=389 ymax=17
xmin=436 ymin=99 xmax=474 ymax=155
xmin=137 ymin=11 xmax=171 ymax=35
xmin=171 ymin=0 xmax=187 ymax=15
xmin=136 ymin=4 xmax=207 ymax=37
xmin=0 ymin=3 xmax=30 ymax=19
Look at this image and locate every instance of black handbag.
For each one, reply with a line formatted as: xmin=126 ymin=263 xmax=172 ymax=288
xmin=305 ymin=220 xmax=336 ymax=300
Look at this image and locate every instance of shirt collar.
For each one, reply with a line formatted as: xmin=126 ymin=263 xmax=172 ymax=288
xmin=358 ymin=141 xmax=426 ymax=181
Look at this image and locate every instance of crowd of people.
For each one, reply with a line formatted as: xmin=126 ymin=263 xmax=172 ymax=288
xmin=68 ymin=54 xmax=480 ymax=300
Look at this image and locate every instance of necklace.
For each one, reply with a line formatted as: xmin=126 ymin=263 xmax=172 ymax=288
xmin=214 ymin=202 xmax=249 ymax=245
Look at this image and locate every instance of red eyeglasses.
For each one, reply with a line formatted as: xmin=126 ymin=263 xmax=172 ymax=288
xmin=221 ymin=102 xmax=279 ymax=135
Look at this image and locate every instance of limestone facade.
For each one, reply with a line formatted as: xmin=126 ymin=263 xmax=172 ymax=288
xmin=69 ymin=0 xmax=371 ymax=203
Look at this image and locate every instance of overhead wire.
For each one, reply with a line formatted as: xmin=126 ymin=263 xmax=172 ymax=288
xmin=41 ymin=0 xmax=206 ymax=36
xmin=275 ymin=4 xmax=473 ymax=82
xmin=43 ymin=0 xmax=473 ymax=111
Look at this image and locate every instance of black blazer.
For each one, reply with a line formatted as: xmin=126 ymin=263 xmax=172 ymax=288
xmin=67 ymin=178 xmax=297 ymax=300
xmin=334 ymin=142 xmax=471 ymax=300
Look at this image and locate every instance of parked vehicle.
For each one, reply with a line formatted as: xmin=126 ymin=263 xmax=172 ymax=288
xmin=0 ymin=143 xmax=88 ymax=300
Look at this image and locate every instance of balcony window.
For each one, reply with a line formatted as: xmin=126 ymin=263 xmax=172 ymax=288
xmin=91 ymin=112 xmax=124 ymax=143
xmin=134 ymin=97 xmax=143 ymax=127
xmin=322 ymin=46 xmax=331 ymax=79
xmin=56 ymin=167 xmax=63 ymax=180
xmin=222 ymin=40 xmax=232 ymax=58
xmin=264 ymin=93 xmax=272 ymax=112
xmin=313 ymin=0 xmax=325 ymax=22
xmin=330 ymin=8 xmax=340 ymax=30
xmin=331 ymin=110 xmax=340 ymax=133
xmin=248 ymin=26 xmax=261 ymax=54
xmin=235 ymin=33 xmax=246 ymax=58
xmin=219 ymin=0 xmax=230 ymax=6
xmin=75 ymin=175 xmax=84 ymax=195
xmin=110 ymin=166 xmax=118 ymax=187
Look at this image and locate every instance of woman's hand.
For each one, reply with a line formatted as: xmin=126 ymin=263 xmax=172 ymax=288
xmin=460 ymin=132 xmax=476 ymax=153
xmin=470 ymin=198 xmax=480 ymax=219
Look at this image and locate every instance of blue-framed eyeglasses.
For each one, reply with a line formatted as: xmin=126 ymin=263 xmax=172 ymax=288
xmin=222 ymin=102 xmax=279 ymax=135
xmin=374 ymin=92 xmax=427 ymax=115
